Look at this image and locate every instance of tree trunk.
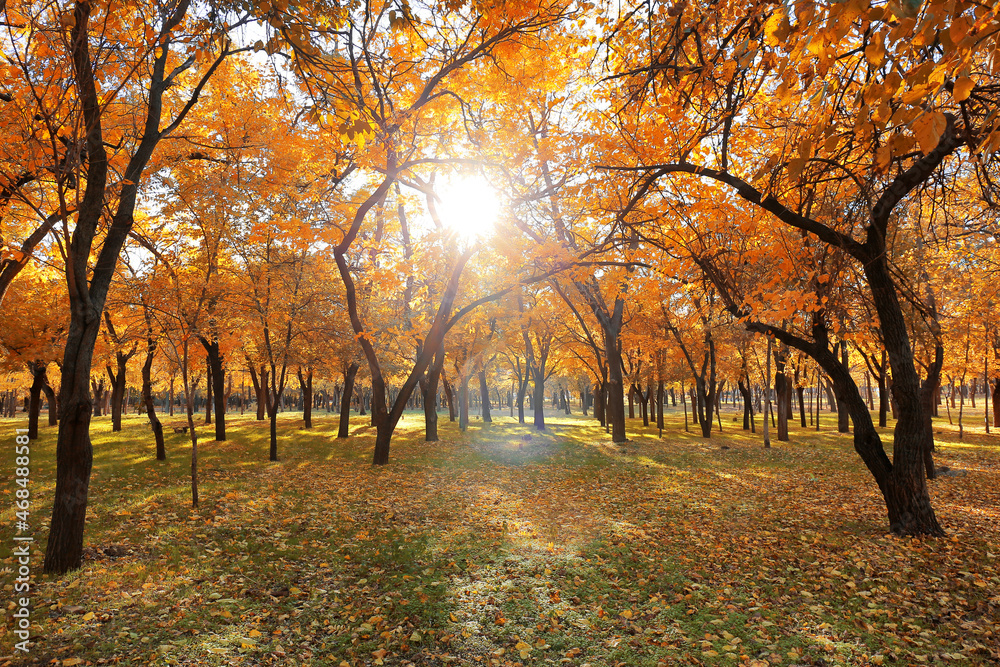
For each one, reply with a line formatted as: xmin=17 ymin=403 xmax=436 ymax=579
xmin=27 ymin=362 xmax=46 ymax=440
xmin=298 ymin=367 xmax=313 ymax=429
xmin=459 ymin=374 xmax=471 ymax=431
xmin=738 ymin=377 xmax=753 ymax=431
xmin=479 ymin=369 xmax=491 ymax=424
xmin=656 ymin=379 xmax=664 ymax=430
xmin=992 ymin=378 xmax=1000 ymax=428
xmin=837 ymin=341 xmax=850 ymax=432
xmin=919 ymin=343 xmax=943 ymax=480
xmin=268 ymin=403 xmax=279 ymax=461
xmin=763 ymin=336 xmax=772 ymax=448
xmin=205 ymin=356 xmax=213 ymax=425
xmin=43 ymin=307 xmax=100 ymax=574
xmin=856 ymin=255 xmax=942 ymax=535
xmin=796 ymin=385 xmax=806 ymax=427
xmin=338 ymin=362 xmax=359 ymax=439
xmin=443 ymin=376 xmax=456 ymax=422
xmin=107 ymin=357 xmax=128 ymax=432
xmin=42 ymin=378 xmax=58 ymax=426
xmin=200 ymin=338 xmax=226 ymax=441
xmin=639 ymin=385 xmax=649 ymax=426
xmin=141 ymin=336 xmax=165 ymax=461
xmin=593 ymin=380 xmax=606 ymax=427
xmin=774 ymin=348 xmax=790 ymax=442
xmin=248 ymin=364 xmax=266 ymax=421
xmin=423 ymin=346 xmax=444 ymax=442
xmin=877 ymin=350 xmax=889 ymax=427
xmin=604 ymin=334 xmax=626 ymax=443
xmin=532 ymin=374 xmax=545 ymax=431
xmin=516 ymin=374 xmax=529 ymax=424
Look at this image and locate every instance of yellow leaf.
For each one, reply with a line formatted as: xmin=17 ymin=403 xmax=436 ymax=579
xmin=764 ymin=9 xmax=790 ymax=46
xmin=953 ymin=76 xmax=974 ymax=102
xmin=912 ymin=111 xmax=947 ymax=154
xmin=82 ymin=612 xmax=95 ymax=621
xmin=875 ymin=144 xmax=893 ymax=171
xmin=787 ymin=157 xmax=807 ymax=181
xmin=249 ymin=629 xmax=262 ymax=638
xmin=63 ymin=660 xmax=84 ymax=667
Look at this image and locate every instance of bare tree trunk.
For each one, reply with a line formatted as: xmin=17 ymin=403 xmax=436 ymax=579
xmin=27 ymin=362 xmax=46 ymax=440
xmin=42 ymin=378 xmax=58 ymax=426
xmin=298 ymin=367 xmax=313 ymax=429
xmin=338 ymin=362 xmax=359 ymax=439
xmin=141 ymin=332 xmax=165 ymax=460
xmin=423 ymin=346 xmax=444 ymax=441
xmin=478 ymin=369 xmax=492 ymax=424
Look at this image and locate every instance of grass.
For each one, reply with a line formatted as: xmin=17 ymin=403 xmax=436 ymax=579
xmin=1 ymin=402 xmax=999 ymax=666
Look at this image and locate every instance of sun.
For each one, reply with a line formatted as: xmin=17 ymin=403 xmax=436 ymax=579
xmin=435 ymin=176 xmax=501 ymax=240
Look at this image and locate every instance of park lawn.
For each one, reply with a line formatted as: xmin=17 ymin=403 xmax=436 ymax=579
xmin=1 ymin=406 xmax=998 ymax=666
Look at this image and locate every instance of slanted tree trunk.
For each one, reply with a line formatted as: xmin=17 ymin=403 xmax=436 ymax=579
xmin=338 ymin=362 xmax=359 ymax=439
xmin=141 ymin=330 xmax=165 ymax=460
xmin=423 ymin=345 xmax=444 ymax=442
xmin=248 ymin=363 xmax=266 ymax=421
xmin=42 ymin=378 xmax=58 ymax=426
xmin=516 ymin=373 xmax=530 ymax=424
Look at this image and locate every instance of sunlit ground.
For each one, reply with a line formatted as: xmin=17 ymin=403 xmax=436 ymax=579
xmin=1 ymin=404 xmax=997 ymax=666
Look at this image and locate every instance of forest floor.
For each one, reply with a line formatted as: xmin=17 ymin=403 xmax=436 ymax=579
xmin=1 ymin=405 xmax=999 ymax=667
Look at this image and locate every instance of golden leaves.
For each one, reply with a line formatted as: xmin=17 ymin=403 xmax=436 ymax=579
xmin=786 ymin=157 xmax=807 ymax=182
xmin=763 ymin=9 xmax=791 ymax=47
xmin=912 ymin=110 xmax=946 ymax=155
xmin=952 ymin=76 xmax=974 ymax=102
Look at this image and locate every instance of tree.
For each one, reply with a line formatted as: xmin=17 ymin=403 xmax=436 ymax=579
xmin=5 ymin=0 xmax=255 ymax=573
xmin=595 ymin=0 xmax=1000 ymax=535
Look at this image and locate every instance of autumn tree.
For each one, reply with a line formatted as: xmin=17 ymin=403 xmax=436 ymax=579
xmin=0 ymin=0 xmax=257 ymax=572
xmin=596 ymin=0 xmax=1000 ymax=535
